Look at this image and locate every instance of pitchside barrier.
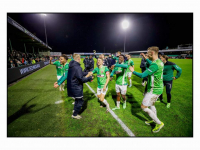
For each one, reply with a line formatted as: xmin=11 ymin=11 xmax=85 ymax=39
xmin=7 ymin=60 xmax=56 ymax=84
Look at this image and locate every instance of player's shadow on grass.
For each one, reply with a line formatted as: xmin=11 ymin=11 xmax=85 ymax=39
xmin=132 ymin=76 xmax=145 ymax=94
xmin=7 ymin=96 xmax=50 ymax=125
xmin=110 ymin=89 xmax=117 ymax=104
xmin=126 ymin=92 xmax=150 ymax=122
xmin=79 ymin=90 xmax=96 ymax=115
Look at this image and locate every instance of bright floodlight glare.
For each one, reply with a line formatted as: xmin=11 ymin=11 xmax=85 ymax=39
xmin=41 ymin=14 xmax=47 ymax=16
xmin=122 ymin=20 xmax=129 ymax=29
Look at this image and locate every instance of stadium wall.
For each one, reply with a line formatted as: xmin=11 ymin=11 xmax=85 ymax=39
xmin=7 ymin=61 xmax=51 ymax=84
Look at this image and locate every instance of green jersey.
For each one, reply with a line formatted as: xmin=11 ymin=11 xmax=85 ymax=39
xmin=112 ymin=55 xmax=119 ymax=64
xmin=53 ymin=61 xmax=63 ymax=76
xmin=126 ymin=59 xmax=134 ymax=73
xmin=63 ymin=63 xmax=69 ymax=75
xmin=145 ymin=59 xmax=164 ymax=95
xmin=110 ymin=62 xmax=128 ymax=86
xmin=92 ymin=66 xmax=109 ymax=88
xmin=163 ymin=61 xmax=182 ymax=81
xmin=57 ymin=62 xmax=69 ymax=86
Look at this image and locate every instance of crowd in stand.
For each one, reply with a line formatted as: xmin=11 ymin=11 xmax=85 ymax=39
xmin=7 ymin=47 xmax=50 ymax=68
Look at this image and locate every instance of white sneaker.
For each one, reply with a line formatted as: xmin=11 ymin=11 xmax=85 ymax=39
xmin=71 ymin=115 xmax=82 ymax=119
xmin=72 ymin=102 xmax=75 ymax=105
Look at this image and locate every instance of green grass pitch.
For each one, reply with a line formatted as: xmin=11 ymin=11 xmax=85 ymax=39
xmin=7 ymin=58 xmax=193 ymax=137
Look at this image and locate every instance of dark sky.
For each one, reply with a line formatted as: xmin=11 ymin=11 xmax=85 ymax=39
xmin=7 ymin=13 xmax=193 ymax=53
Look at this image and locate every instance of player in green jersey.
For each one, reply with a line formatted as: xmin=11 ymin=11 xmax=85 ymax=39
xmin=50 ymin=56 xmax=64 ymax=91
xmin=86 ymin=58 xmax=110 ymax=112
xmin=125 ymin=54 xmax=134 ymax=87
xmin=129 ymin=46 xmax=164 ymax=133
xmin=110 ymin=55 xmax=128 ymax=110
xmin=112 ymin=51 xmax=121 ymax=64
xmin=159 ymin=55 xmax=182 ymax=108
xmin=54 ymin=54 xmax=69 ymax=91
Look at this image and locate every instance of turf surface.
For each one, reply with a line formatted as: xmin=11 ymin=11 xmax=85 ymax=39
xmin=7 ymin=58 xmax=193 ymax=137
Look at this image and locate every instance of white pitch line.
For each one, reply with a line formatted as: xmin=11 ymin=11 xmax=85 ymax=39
xmin=85 ymin=83 xmax=135 ymax=137
xmin=55 ymin=100 xmax=64 ymax=104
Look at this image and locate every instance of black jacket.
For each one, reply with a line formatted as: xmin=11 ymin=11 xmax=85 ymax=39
xmin=88 ymin=58 xmax=94 ymax=70
xmin=83 ymin=58 xmax=89 ymax=68
xmin=107 ymin=57 xmax=113 ymax=67
xmin=67 ymin=60 xmax=92 ymax=97
xmin=140 ymin=57 xmax=146 ymax=68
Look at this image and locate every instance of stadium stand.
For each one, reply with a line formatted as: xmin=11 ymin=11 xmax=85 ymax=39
xmin=7 ymin=16 xmax=52 ymax=68
xmin=7 ymin=16 xmax=53 ymax=84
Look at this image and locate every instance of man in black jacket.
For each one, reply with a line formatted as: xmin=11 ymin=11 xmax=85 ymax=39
xmin=83 ymin=56 xmax=89 ymax=72
xmin=140 ymin=56 xmax=147 ymax=86
xmin=67 ymin=54 xmax=93 ymax=119
xmin=88 ymin=55 xmax=94 ymax=71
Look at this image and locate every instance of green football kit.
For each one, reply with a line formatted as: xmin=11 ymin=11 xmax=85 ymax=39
xmin=57 ymin=63 xmax=69 ymax=86
xmin=53 ymin=61 xmax=64 ymax=76
xmin=110 ymin=62 xmax=128 ymax=86
xmin=92 ymin=66 xmax=110 ymax=88
xmin=126 ymin=59 xmax=134 ymax=73
xmin=133 ymin=59 xmax=164 ymax=95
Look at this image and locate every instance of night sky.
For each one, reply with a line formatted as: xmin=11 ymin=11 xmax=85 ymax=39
xmin=7 ymin=13 xmax=193 ymax=53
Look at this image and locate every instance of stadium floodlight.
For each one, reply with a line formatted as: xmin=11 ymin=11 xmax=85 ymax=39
xmin=122 ymin=20 xmax=129 ymax=30
xmin=41 ymin=14 xmax=47 ymax=16
xmin=121 ymin=20 xmax=129 ymax=53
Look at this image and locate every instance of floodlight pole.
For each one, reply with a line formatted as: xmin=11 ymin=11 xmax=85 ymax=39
xmin=124 ymin=30 xmax=126 ymax=53
xmin=43 ymin=16 xmax=48 ymax=47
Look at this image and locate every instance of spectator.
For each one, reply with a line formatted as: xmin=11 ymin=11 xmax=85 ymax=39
xmin=88 ymin=55 xmax=94 ymax=71
xmin=83 ymin=56 xmax=90 ymax=72
xmin=10 ymin=60 xmax=15 ymax=68
xmin=32 ymin=58 xmax=36 ymax=64
xmin=22 ymin=57 xmax=24 ymax=64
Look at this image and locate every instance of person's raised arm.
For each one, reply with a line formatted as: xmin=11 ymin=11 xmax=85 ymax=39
xmin=130 ymin=63 xmax=158 ymax=78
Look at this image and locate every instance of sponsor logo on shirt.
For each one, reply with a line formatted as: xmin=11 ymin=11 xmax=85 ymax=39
xmin=97 ymin=74 xmax=105 ymax=77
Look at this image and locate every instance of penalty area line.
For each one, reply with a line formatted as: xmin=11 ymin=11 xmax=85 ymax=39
xmin=85 ymin=83 xmax=135 ymax=137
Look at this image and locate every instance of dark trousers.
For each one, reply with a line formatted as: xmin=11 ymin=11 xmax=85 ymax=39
xmin=141 ymin=67 xmax=148 ymax=82
xmin=159 ymin=80 xmax=173 ymax=103
xmin=73 ymin=97 xmax=84 ymax=116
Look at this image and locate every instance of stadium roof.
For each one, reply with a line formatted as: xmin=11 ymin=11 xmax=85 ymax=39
xmin=128 ymin=49 xmax=193 ymax=54
xmin=7 ymin=16 xmax=52 ymax=51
